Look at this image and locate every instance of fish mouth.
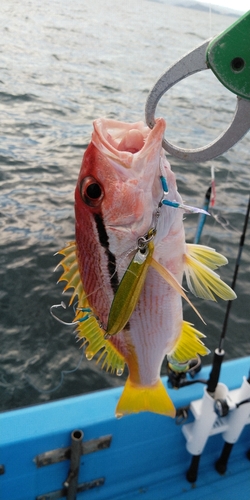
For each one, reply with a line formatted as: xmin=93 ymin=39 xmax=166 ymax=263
xmin=91 ymin=117 xmax=166 ymax=169
xmin=116 ymin=128 xmax=146 ymax=154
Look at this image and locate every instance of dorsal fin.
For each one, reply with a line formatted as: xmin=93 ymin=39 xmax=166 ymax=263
xmin=56 ymin=242 xmax=125 ymax=374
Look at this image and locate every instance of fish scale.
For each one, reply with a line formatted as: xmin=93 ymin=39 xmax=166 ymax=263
xmin=76 ymin=213 xmax=114 ymax=327
xmin=57 ymin=117 xmax=236 ymax=418
xmin=129 ymin=266 xmax=183 ymax=386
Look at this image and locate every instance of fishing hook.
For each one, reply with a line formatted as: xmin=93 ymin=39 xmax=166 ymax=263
xmin=159 ymin=171 xmax=210 ymax=215
xmin=50 ymin=302 xmax=93 ymax=326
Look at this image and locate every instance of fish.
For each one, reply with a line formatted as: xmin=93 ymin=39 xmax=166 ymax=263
xmin=56 ymin=117 xmax=236 ymax=418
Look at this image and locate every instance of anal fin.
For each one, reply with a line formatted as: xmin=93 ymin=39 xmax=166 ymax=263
xmin=169 ymin=320 xmax=210 ymax=367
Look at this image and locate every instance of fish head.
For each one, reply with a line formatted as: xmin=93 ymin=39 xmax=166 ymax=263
xmin=75 ymin=117 xmax=175 ymax=259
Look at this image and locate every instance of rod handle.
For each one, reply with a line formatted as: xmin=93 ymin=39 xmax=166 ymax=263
xmin=186 ymin=454 xmax=201 ymax=483
xmin=207 ymin=349 xmax=224 ymax=394
xmin=215 ymin=441 xmax=234 ymax=475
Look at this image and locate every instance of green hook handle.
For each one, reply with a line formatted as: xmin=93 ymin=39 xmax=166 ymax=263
xmin=206 ymin=11 xmax=250 ymax=100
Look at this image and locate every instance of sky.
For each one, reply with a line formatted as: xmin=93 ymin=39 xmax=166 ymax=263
xmin=198 ymin=0 xmax=249 ymax=13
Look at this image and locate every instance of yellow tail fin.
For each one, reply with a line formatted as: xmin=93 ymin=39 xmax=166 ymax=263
xmin=116 ymin=378 xmax=175 ymax=418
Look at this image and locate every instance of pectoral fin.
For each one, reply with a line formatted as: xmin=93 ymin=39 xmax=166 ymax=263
xmin=186 ymin=244 xmax=228 ymax=269
xmin=184 ymin=244 xmax=236 ymax=301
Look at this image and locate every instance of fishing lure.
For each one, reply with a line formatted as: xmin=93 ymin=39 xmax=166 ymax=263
xmin=105 ymin=236 xmax=155 ymax=337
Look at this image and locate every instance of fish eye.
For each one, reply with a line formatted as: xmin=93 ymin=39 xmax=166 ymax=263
xmin=80 ymin=176 xmax=104 ymax=207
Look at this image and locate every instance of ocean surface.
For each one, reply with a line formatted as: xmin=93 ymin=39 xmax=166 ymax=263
xmin=1 ymin=0 xmax=249 ymax=412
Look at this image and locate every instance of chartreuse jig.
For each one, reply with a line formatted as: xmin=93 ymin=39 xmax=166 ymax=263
xmin=105 ymin=232 xmax=155 ymax=338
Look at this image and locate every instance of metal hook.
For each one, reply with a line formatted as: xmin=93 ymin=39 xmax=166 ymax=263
xmin=50 ymin=302 xmax=97 ymax=328
xmin=50 ymin=302 xmax=79 ymax=326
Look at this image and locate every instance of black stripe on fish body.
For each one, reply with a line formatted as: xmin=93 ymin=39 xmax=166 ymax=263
xmin=93 ymin=213 xmax=119 ymax=294
xmin=124 ymin=322 xmax=130 ymax=332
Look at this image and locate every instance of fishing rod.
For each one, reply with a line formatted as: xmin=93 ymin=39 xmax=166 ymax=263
xmin=207 ymin=194 xmax=250 ymax=394
xmin=193 ymin=186 xmax=211 ymax=245
xmin=185 ymin=194 xmax=250 ymax=483
xmin=211 ymin=195 xmax=250 ymax=475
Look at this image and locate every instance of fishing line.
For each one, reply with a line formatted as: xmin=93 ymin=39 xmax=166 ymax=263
xmin=210 ymin=211 xmax=240 ymax=233
xmin=210 ymin=165 xmax=216 ymax=206
xmin=195 ymin=164 xmax=239 ymax=246
xmin=25 ymin=348 xmax=84 ymax=394
xmin=210 ymin=162 xmax=239 ymax=233
xmin=208 ymin=4 xmax=212 ymax=39
xmin=218 ymin=194 xmax=250 ymax=352
xmin=206 ymin=194 xmax=250 ymax=394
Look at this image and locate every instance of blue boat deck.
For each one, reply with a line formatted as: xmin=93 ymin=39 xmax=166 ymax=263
xmin=0 ymin=357 xmax=250 ymax=500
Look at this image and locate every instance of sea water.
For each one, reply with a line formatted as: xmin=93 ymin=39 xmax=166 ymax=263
xmin=0 ymin=0 xmax=249 ymax=411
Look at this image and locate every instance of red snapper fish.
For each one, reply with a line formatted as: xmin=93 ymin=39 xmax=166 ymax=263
xmin=57 ymin=117 xmax=236 ymax=418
